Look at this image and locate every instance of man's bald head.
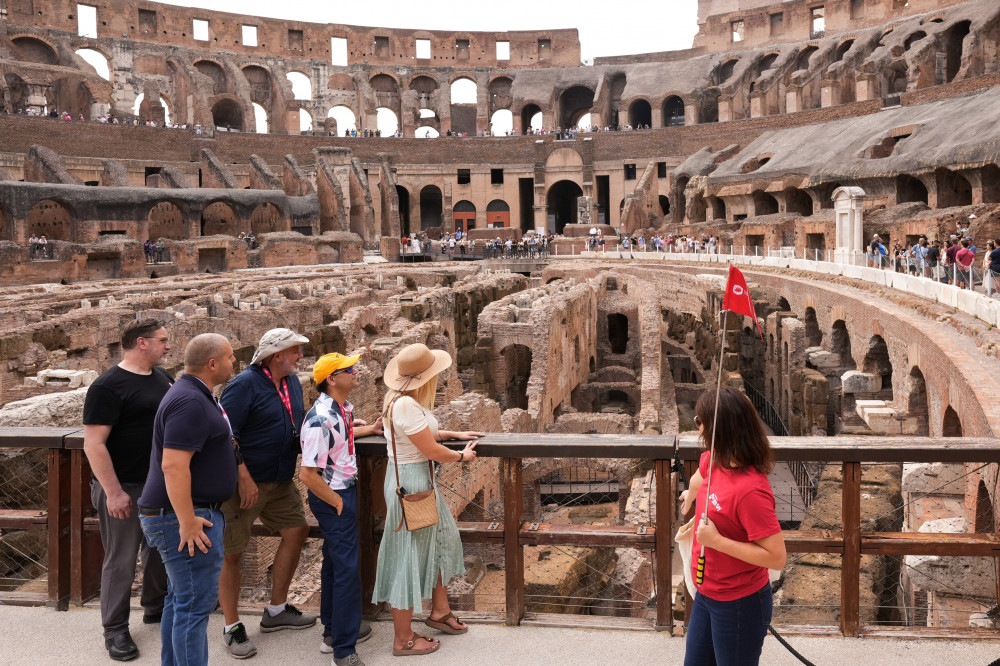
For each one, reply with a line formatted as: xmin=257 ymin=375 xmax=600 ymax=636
xmin=184 ymin=333 xmax=231 ymax=371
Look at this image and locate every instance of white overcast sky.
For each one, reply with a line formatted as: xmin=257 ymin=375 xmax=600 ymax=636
xmin=156 ymin=0 xmax=701 ymax=62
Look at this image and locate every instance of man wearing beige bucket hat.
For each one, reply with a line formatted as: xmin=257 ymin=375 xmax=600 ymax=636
xmin=372 ymin=343 xmax=484 ymax=657
xmin=218 ymin=328 xmax=315 ymax=659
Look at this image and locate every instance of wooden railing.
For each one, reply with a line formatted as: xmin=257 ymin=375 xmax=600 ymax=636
xmin=2 ymin=428 xmax=999 ymax=638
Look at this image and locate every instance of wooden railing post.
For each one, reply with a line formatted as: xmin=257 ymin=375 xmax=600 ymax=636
xmin=503 ymin=457 xmax=524 ymax=626
xmin=47 ymin=447 xmax=70 ymax=610
xmin=841 ymin=461 xmax=861 ymax=637
xmin=69 ymin=448 xmax=102 ymax=605
xmin=654 ymin=458 xmax=672 ymax=631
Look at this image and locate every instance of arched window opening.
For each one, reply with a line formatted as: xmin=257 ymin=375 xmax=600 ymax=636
xmin=831 ymin=320 xmax=854 ymax=368
xmin=420 ymin=185 xmax=443 ymax=230
xmin=663 ymin=96 xmax=685 ymax=127
xmin=896 ymin=175 xmax=928 ymax=205
xmin=327 ymin=105 xmax=356 ymax=134
xmin=376 ymin=107 xmax=398 ymax=135
xmin=286 ymin=72 xmax=312 ymax=100
xmin=942 ymin=405 xmax=963 ymax=437
xmin=490 ymin=109 xmax=513 ymax=135
xmin=250 ymin=203 xmax=283 ymax=235
xmin=252 ymin=102 xmax=268 ymax=134
xmin=521 ymin=104 xmax=542 ymax=132
xmin=546 ymin=180 xmax=583 ymax=234
xmin=628 ymin=99 xmax=651 ymax=128
xmin=804 ymin=308 xmax=822 ymax=348
xmin=75 ymin=49 xmax=110 ymax=80
xmin=906 ymin=367 xmax=929 ymax=436
xmin=975 ymin=480 xmax=994 ymax=533
xmin=416 ymin=126 xmax=439 ymax=138
xmin=450 ymin=77 xmax=477 ymax=104
xmin=27 ymin=199 xmax=73 ymax=241
xmin=147 ymin=201 xmax=186 ymax=240
xmin=559 ymin=86 xmax=594 ymax=130
xmin=861 ymin=335 xmax=893 ymax=400
xmin=300 ymin=108 xmax=313 ymax=133
xmin=200 ymin=201 xmax=238 ymax=237
xmin=211 ymin=99 xmax=243 ymax=130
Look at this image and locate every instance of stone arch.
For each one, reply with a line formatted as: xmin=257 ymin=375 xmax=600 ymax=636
xmin=286 ymin=71 xmax=311 ymax=100
xmin=396 ymin=186 xmax=411 ymax=236
xmin=804 ymin=307 xmax=822 ymax=347
xmin=211 ymin=98 xmax=244 ymax=129
xmin=707 ymin=195 xmax=726 ymax=221
xmin=48 ymin=76 xmax=98 ymax=118
xmin=784 ymin=187 xmax=813 ymax=216
xmin=974 ymin=479 xmax=994 ymax=533
xmin=499 ymin=344 xmax=532 ymax=411
xmin=943 ymin=20 xmax=971 ymax=83
xmin=754 ymin=53 xmax=780 ymax=80
xmin=934 ymin=168 xmax=972 ymax=208
xmin=752 ymin=190 xmax=779 ymax=216
xmin=375 ymin=107 xmax=398 ymax=135
xmin=450 ymin=76 xmax=477 ymax=104
xmin=300 ymin=108 xmax=314 ymax=132
xmin=903 ymin=31 xmax=927 ymax=52
xmin=488 ymin=76 xmax=513 ymax=112
xmin=453 ymin=199 xmax=476 ymax=233
xmin=628 ymin=98 xmax=651 ymax=127
xmin=194 ymin=60 xmax=228 ymax=95
xmin=147 ymin=201 xmax=187 ymax=240
xmin=409 ymin=75 xmax=439 ymax=94
xmin=834 ymin=40 xmax=854 ymax=62
xmin=663 ymin=95 xmax=685 ymax=126
xmin=559 ymin=86 xmax=595 ymax=129
xmin=490 ymin=109 xmax=513 ymax=135
xmin=11 ymin=36 xmax=59 ymax=65
xmin=712 ymin=59 xmax=739 ymax=85
xmin=27 ymin=199 xmax=74 ymax=241
xmin=420 ymin=185 xmax=443 ymax=230
xmin=861 ymin=334 xmax=893 ymax=399
xmin=370 ymin=72 xmax=400 ymax=113
xmin=830 ymin=320 xmax=854 ymax=367
xmin=794 ymin=46 xmax=818 ymax=72
xmin=74 ymin=48 xmax=110 ymax=80
xmin=905 ymin=366 xmax=929 ymax=436
xmin=886 ymin=61 xmax=908 ymax=95
xmin=242 ymin=65 xmax=272 ymax=107
xmin=251 ymin=102 xmax=268 ymax=133
xmin=521 ymin=103 xmax=543 ymax=132
xmin=896 ymin=175 xmax=928 ymax=205
xmin=546 ymin=180 xmax=583 ymax=233
xmin=250 ymin=203 xmax=284 ymax=235
xmin=942 ymin=405 xmax=962 ymax=437
xmin=328 ymin=105 xmax=357 ymax=134
xmin=200 ymin=201 xmax=239 ymax=236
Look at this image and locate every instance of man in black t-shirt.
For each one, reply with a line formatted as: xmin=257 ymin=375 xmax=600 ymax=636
xmin=83 ymin=318 xmax=173 ymax=661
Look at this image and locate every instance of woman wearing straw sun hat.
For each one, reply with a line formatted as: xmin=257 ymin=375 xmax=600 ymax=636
xmin=372 ymin=343 xmax=484 ymax=657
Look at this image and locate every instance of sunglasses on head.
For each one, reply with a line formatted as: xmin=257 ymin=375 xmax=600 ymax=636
xmin=331 ymin=366 xmax=356 ymax=376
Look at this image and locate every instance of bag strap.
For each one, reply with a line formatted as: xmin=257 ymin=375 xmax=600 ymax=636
xmin=382 ymin=396 xmax=437 ymax=497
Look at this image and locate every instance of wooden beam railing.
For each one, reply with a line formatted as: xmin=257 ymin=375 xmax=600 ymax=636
xmin=1 ymin=428 xmax=999 ymax=639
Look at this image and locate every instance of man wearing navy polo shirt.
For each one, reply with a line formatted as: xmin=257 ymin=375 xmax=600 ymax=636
xmin=138 ymin=333 xmax=237 ymax=666
xmin=218 ymin=328 xmax=315 ymax=659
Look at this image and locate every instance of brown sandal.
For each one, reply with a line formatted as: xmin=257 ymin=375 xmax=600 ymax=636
xmin=424 ymin=612 xmax=468 ymax=635
xmin=392 ymin=633 xmax=440 ymax=656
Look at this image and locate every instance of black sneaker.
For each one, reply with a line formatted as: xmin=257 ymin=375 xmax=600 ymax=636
xmin=259 ymin=603 xmax=316 ymax=632
xmin=105 ymin=632 xmax=139 ymax=662
xmin=142 ymin=611 xmax=162 ymax=624
xmin=223 ymin=622 xmax=258 ymax=659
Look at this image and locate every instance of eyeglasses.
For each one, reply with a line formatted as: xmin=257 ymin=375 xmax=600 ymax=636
xmin=331 ymin=366 xmax=356 ymax=376
xmin=141 ymin=336 xmax=170 ymax=343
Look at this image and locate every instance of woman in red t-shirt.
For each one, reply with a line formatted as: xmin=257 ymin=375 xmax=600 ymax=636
xmin=679 ymin=387 xmax=786 ymax=666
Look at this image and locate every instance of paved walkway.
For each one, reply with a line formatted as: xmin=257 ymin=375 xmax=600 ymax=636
xmin=2 ymin=604 xmax=999 ymax=665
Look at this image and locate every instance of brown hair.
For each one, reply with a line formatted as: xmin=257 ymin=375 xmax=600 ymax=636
xmin=121 ymin=318 xmax=165 ymax=350
xmin=695 ymin=387 xmax=774 ymax=474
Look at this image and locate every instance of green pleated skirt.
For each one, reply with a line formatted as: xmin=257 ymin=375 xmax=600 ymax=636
xmin=372 ymin=462 xmax=465 ymax=610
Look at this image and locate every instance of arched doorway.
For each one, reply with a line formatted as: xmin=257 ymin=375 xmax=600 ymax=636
xmin=861 ymin=335 xmax=893 ymax=399
xmin=896 ymin=175 xmax=928 ymax=204
xmin=752 ymin=190 xmax=779 ymax=216
xmin=200 ymin=201 xmax=238 ymax=236
xmin=250 ymin=203 xmax=283 ymax=235
xmin=211 ymin=99 xmax=243 ymax=130
xmin=546 ymin=180 xmax=583 ymax=234
xmin=905 ymin=367 xmax=929 ymax=436
xmin=663 ymin=96 xmax=685 ymax=126
xmin=942 ymin=406 xmax=962 ymax=437
xmin=419 ymin=185 xmax=443 ymax=230
xmin=521 ymin=104 xmax=542 ymax=133
xmin=27 ymin=199 xmax=73 ymax=241
xmin=608 ymin=313 xmax=629 ymax=354
xmin=804 ymin=308 xmax=822 ymax=347
xmin=499 ymin=344 xmax=532 ymax=410
xmin=830 ymin=320 xmax=854 ymax=367
xmin=658 ymin=195 xmax=670 ymax=216
xmin=453 ymin=200 xmax=476 ymax=234
xmin=486 ymin=199 xmax=510 ymax=228
xmin=396 ymin=186 xmax=411 ymax=236
xmin=559 ymin=86 xmax=594 ymax=129
xmin=628 ymin=99 xmax=651 ymax=127
xmin=147 ymin=201 xmax=186 ymax=240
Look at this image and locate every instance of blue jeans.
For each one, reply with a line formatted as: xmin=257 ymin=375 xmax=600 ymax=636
xmin=684 ymin=583 xmax=772 ymax=666
xmin=308 ymin=487 xmax=361 ymax=659
xmin=140 ymin=508 xmax=225 ymax=666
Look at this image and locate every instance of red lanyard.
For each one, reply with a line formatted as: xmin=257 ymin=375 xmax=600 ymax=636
xmin=336 ymin=401 xmax=354 ymax=455
xmin=261 ymin=367 xmax=294 ymax=424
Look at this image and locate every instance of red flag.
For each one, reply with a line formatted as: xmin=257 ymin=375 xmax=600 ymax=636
xmin=722 ymin=265 xmax=763 ymax=340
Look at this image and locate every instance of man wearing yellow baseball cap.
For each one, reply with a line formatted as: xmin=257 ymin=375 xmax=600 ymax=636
xmin=299 ymin=352 xmax=383 ymax=664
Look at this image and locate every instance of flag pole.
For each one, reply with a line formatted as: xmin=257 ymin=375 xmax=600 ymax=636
xmin=696 ymin=305 xmax=729 ymax=587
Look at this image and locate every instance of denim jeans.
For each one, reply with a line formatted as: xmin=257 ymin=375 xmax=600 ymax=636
xmin=684 ymin=583 xmax=772 ymax=666
xmin=308 ymin=487 xmax=361 ymax=659
xmin=140 ymin=508 xmax=225 ymax=666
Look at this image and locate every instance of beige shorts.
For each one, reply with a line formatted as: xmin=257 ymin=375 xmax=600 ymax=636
xmin=222 ymin=480 xmax=307 ymax=555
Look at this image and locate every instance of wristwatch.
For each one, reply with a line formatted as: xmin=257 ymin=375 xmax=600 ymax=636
xmin=234 ymin=445 xmax=244 ymax=465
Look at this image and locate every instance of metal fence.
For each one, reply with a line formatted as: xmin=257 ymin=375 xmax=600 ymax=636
xmin=0 ymin=447 xmax=48 ymax=595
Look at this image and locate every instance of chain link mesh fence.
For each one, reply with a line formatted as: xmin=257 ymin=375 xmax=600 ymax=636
xmin=0 ymin=447 xmax=49 ymax=595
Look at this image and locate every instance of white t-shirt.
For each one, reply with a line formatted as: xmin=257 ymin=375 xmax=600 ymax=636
xmin=386 ymin=396 xmax=438 ymax=464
